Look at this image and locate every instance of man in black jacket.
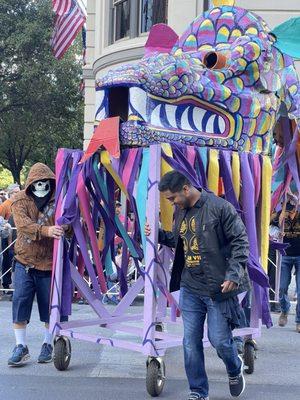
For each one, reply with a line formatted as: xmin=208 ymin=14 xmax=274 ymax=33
xmin=145 ymin=171 xmax=250 ymax=400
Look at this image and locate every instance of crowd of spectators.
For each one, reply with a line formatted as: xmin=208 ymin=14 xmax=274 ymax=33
xmin=0 ymin=183 xmax=20 ymax=299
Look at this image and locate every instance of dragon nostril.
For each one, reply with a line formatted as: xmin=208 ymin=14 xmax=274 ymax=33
xmin=203 ymin=51 xmax=227 ymax=70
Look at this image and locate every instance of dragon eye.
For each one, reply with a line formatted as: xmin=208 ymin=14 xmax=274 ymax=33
xmin=203 ymin=51 xmax=227 ymax=69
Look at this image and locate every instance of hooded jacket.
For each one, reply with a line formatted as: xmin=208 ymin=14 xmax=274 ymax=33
xmin=12 ymin=163 xmax=56 ymax=271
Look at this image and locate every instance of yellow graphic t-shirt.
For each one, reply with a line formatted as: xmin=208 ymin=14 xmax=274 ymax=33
xmin=179 ymin=206 xmax=209 ymax=295
xmin=180 ymin=215 xmax=201 ymax=267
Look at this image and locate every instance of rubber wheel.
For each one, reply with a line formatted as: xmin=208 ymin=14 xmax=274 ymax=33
xmin=54 ymin=337 xmax=71 ymax=371
xmin=244 ymin=342 xmax=255 ymax=374
xmin=146 ymin=359 xmax=165 ymax=397
xmin=155 ymin=323 xmax=163 ymax=342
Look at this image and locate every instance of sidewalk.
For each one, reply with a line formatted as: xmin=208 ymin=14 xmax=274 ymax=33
xmin=0 ymin=299 xmax=299 ymax=400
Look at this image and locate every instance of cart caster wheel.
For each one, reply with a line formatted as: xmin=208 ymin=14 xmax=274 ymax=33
xmin=244 ymin=342 xmax=255 ymax=374
xmin=155 ymin=323 xmax=164 ymax=342
xmin=54 ymin=336 xmax=71 ymax=371
xmin=246 ymin=338 xmax=258 ymax=351
xmin=146 ymin=358 xmax=166 ymax=397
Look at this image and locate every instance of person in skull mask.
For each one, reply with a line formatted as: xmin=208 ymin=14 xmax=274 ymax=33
xmin=8 ymin=163 xmax=65 ymax=366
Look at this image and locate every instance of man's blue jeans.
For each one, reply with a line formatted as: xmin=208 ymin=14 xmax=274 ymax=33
xmin=279 ymin=256 xmax=300 ymax=323
xmin=179 ymin=287 xmax=242 ymax=397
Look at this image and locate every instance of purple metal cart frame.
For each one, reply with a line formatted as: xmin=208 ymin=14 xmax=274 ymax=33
xmin=49 ymin=144 xmax=264 ymax=396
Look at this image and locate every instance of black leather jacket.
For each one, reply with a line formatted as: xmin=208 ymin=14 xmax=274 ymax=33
xmin=159 ymin=190 xmax=251 ymax=300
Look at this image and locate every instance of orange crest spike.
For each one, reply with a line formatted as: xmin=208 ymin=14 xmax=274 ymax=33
xmin=212 ymin=0 xmax=235 ymax=7
xmin=80 ymin=117 xmax=120 ymax=164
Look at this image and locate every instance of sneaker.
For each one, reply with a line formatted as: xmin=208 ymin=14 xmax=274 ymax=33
xmin=278 ymin=312 xmax=288 ymax=327
xmin=38 ymin=343 xmax=53 ymax=363
xmin=229 ymin=356 xmax=245 ymax=397
xmin=296 ymin=323 xmax=300 ymax=333
xmin=8 ymin=344 xmax=30 ymax=366
xmin=270 ymin=303 xmax=281 ymax=313
xmin=187 ymin=393 xmax=209 ymax=400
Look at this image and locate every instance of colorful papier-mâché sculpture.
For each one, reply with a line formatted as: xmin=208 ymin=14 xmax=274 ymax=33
xmin=95 ymin=0 xmax=300 ymax=156
xmin=88 ymin=0 xmax=300 ymax=327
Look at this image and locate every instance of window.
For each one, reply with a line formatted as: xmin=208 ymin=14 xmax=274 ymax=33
xmin=140 ymin=0 xmax=168 ymax=33
xmin=110 ymin=0 xmax=168 ymax=43
xmin=113 ymin=0 xmax=131 ymax=41
xmin=204 ymin=0 xmax=213 ymax=12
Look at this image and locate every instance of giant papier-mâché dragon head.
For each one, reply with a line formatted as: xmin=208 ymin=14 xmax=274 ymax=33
xmin=94 ymin=0 xmax=300 ymax=156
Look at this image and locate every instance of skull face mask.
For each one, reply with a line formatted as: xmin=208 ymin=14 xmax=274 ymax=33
xmin=31 ymin=180 xmax=51 ymax=198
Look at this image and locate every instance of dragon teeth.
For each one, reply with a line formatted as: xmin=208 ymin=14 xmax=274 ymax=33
xmin=150 ymin=104 xmax=162 ymax=126
xmin=126 ymin=86 xmax=228 ymax=135
xmin=95 ymin=86 xmax=227 ymax=136
xmin=96 ymin=89 xmax=105 ymax=108
xmin=164 ymin=104 xmax=177 ymax=129
xmin=153 ymin=103 xmax=226 ymax=135
xmin=205 ymin=114 xmax=215 ymax=134
xmin=180 ymin=107 xmax=191 ymax=131
xmin=96 ymin=108 xmax=106 ymax=121
xmin=218 ymin=116 xmax=226 ymax=134
xmin=95 ymin=89 xmax=107 ymax=121
xmin=193 ymin=107 xmax=206 ymax=131
xmin=129 ymin=87 xmax=147 ymax=120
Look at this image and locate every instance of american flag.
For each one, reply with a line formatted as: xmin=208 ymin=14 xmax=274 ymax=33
xmin=51 ymin=0 xmax=86 ymax=60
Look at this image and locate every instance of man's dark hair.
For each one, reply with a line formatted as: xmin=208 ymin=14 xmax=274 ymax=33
xmin=158 ymin=171 xmax=191 ymax=193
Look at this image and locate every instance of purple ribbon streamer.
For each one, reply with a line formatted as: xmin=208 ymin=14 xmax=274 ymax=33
xmin=240 ymin=152 xmax=272 ymax=326
xmin=269 ymin=240 xmax=290 ymax=255
xmin=57 ymin=151 xmax=83 ymax=226
xmin=161 ymin=144 xmax=202 ymax=189
xmin=195 ymin=149 xmax=208 ymax=189
xmin=219 ymin=150 xmax=240 ymax=211
xmin=61 ymin=239 xmax=72 ymax=316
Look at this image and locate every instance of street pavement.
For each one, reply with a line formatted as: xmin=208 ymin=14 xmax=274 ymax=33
xmin=0 ymin=297 xmax=299 ymax=400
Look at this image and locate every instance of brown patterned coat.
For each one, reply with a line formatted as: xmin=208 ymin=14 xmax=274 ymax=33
xmin=12 ymin=163 xmax=56 ymax=271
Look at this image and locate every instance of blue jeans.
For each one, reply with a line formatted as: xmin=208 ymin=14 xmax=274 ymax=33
xmin=12 ymin=262 xmax=52 ymax=324
xmin=179 ymin=287 xmax=242 ymax=397
xmin=234 ymin=291 xmax=251 ymax=347
xmin=279 ymin=256 xmax=300 ymax=323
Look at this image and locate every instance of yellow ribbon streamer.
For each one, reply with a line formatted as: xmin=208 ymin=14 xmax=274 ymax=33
xmin=232 ymin=151 xmax=241 ymax=200
xmin=261 ymin=155 xmax=272 ymax=271
xmin=208 ymin=149 xmax=219 ymax=195
xmin=160 ymin=143 xmax=174 ymax=231
xmin=100 ymin=151 xmax=129 ymax=197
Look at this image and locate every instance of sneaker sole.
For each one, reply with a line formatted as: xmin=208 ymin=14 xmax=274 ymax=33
xmin=238 ymin=355 xmax=245 ymax=397
xmin=237 ymin=372 xmax=246 ymax=397
xmin=8 ymin=353 xmax=30 ymax=367
xmin=37 ymin=357 xmax=53 ymax=364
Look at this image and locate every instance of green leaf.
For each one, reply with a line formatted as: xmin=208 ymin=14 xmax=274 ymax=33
xmin=0 ymin=0 xmax=84 ymax=183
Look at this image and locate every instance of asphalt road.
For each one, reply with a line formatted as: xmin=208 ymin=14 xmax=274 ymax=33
xmin=0 ymin=299 xmax=299 ymax=400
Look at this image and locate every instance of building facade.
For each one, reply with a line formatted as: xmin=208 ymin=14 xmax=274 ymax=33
xmin=83 ymin=0 xmax=300 ymax=147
